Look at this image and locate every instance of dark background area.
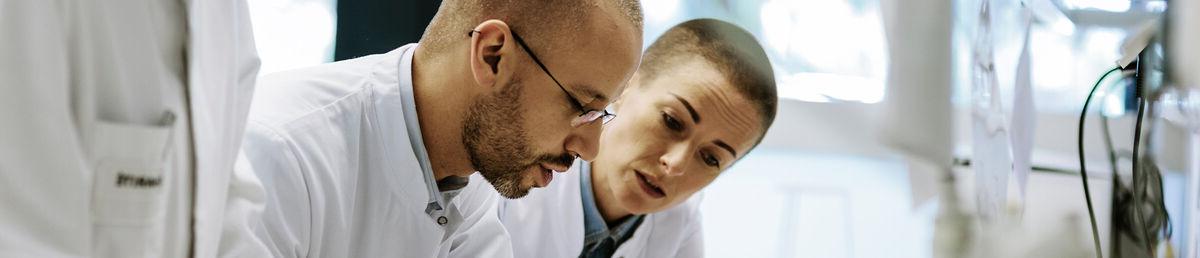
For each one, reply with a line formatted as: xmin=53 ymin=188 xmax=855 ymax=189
xmin=334 ymin=0 xmax=441 ymax=61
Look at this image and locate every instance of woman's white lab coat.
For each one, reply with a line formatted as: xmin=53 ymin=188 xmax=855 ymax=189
xmin=497 ymin=162 xmax=705 ymax=258
xmin=220 ymin=44 xmax=513 ymax=258
xmin=0 ymin=0 xmax=259 ymax=257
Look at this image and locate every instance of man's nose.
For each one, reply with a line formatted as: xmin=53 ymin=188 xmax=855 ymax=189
xmin=564 ymin=121 xmax=602 ymax=161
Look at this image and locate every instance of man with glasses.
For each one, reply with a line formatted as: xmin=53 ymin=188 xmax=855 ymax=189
xmin=218 ymin=0 xmax=643 ymax=257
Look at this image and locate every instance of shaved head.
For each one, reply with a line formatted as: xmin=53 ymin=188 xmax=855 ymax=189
xmin=638 ymin=18 xmax=778 ymax=146
xmin=420 ymin=0 xmax=642 ymax=57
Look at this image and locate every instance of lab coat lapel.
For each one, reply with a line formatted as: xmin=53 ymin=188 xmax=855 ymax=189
xmin=565 ymin=169 xmax=587 ymax=255
xmin=185 ymin=0 xmax=260 ymax=257
xmin=612 ymin=212 xmax=654 ymax=258
xmin=521 ymin=164 xmax=588 ymax=257
xmin=370 ymin=45 xmax=446 ymax=255
xmin=500 ymin=162 xmax=588 ymax=257
xmin=376 ymin=86 xmax=447 ymax=253
xmin=370 ymin=45 xmax=431 ymax=206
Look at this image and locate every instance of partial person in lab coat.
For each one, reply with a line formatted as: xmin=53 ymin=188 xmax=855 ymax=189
xmin=0 ymin=0 xmax=259 ymax=257
xmin=220 ymin=0 xmax=644 ymax=257
xmin=499 ymin=18 xmax=777 ymax=258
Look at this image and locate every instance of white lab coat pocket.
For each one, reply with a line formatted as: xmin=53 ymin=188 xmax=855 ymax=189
xmin=90 ymin=113 xmax=175 ymax=258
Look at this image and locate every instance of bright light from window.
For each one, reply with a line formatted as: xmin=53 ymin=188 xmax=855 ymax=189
xmin=642 ymin=0 xmax=680 ymax=25
xmin=248 ymin=0 xmax=336 ymax=75
xmin=776 ymin=72 xmax=884 ymax=103
xmin=759 ymin=0 xmax=887 ymax=103
xmin=1145 ymin=1 xmax=1167 ymax=12
xmin=1030 ymin=26 xmax=1077 ymax=91
xmin=1063 ymin=0 xmax=1132 ymax=12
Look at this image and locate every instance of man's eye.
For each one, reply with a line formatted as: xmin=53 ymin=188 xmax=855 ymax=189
xmin=701 ymin=151 xmax=720 ymax=167
xmin=662 ymin=113 xmax=683 ymax=131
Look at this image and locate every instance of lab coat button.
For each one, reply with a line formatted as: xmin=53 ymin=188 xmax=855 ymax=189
xmin=437 ymin=216 xmax=448 ymax=225
xmin=159 ymin=111 xmax=176 ymax=126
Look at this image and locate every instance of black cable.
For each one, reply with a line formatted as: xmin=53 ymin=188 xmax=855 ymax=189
xmin=1099 ymin=73 xmax=1134 ymax=258
xmin=1131 ymin=91 xmax=1155 ymax=257
xmin=1135 ymin=45 xmax=1180 ymax=256
xmin=1142 ymin=102 xmax=1175 ymax=245
xmin=1099 ymin=73 xmax=1133 ymax=176
xmin=1079 ymin=66 xmax=1120 ymax=258
xmin=1101 ymin=62 xmax=1172 ymax=258
xmin=1132 ymin=96 xmax=1152 ymax=256
xmin=1099 ymin=74 xmax=1128 ymax=258
xmin=1099 ymin=72 xmax=1128 ymax=175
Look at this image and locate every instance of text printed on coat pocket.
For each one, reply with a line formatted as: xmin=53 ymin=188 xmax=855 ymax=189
xmin=116 ymin=172 xmax=162 ymax=188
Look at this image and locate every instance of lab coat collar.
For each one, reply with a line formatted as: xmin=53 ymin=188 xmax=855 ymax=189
xmin=579 ymin=162 xmax=609 ymax=240
xmin=394 ymin=43 xmax=455 ymax=224
xmin=580 ymin=162 xmax=645 ymax=256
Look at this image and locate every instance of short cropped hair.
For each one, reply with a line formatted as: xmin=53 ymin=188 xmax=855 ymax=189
xmin=420 ymin=0 xmax=642 ymax=56
xmin=639 ymin=18 xmax=778 ymax=146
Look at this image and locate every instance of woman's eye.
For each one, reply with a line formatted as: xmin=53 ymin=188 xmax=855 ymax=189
xmin=662 ymin=112 xmax=683 ymax=131
xmin=701 ymin=151 xmax=720 ymax=167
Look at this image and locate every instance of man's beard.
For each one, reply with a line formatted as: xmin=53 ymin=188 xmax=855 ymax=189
xmin=462 ymin=78 xmax=574 ymax=198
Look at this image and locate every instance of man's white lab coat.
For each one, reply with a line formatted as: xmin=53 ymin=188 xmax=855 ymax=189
xmin=0 ymin=0 xmax=259 ymax=257
xmin=223 ymin=44 xmax=513 ymax=257
xmin=498 ymin=162 xmax=705 ymax=258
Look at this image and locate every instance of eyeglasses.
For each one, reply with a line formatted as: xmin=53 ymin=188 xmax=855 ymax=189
xmin=469 ymin=29 xmax=616 ymax=127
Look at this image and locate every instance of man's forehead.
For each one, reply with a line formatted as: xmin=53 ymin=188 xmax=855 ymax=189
xmin=556 ymin=50 xmax=636 ymax=106
xmin=568 ymin=83 xmax=611 ymax=104
xmin=536 ymin=11 xmax=639 ymax=106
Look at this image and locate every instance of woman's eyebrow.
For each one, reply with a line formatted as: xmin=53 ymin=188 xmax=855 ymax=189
xmin=670 ymin=93 xmax=700 ymax=123
xmin=668 ymin=92 xmax=735 ymax=157
xmin=714 ymin=140 xmax=737 ymax=157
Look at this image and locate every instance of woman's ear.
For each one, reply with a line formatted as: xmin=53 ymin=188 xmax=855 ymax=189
xmin=468 ymin=20 xmax=512 ymax=90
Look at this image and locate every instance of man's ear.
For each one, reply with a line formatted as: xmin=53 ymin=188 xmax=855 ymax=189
xmin=469 ymin=20 xmax=512 ymax=90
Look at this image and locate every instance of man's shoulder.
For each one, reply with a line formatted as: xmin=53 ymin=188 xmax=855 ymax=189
xmin=258 ymin=52 xmax=392 ymax=88
xmin=259 ymin=44 xmax=412 ymax=88
xmin=248 ymin=50 xmax=406 ymax=127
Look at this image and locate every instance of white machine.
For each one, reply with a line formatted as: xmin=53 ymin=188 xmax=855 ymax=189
xmin=882 ymin=0 xmax=1198 ymax=258
xmin=1167 ymin=1 xmax=1200 ymax=257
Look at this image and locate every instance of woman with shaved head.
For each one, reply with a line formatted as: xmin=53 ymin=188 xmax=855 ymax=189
xmin=497 ymin=18 xmax=778 ymax=258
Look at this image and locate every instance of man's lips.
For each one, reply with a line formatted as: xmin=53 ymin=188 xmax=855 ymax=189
xmin=540 ymin=162 xmax=570 ymax=173
xmin=533 ymin=165 xmax=553 ymax=188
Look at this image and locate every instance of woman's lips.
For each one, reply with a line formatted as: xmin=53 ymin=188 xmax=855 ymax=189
xmin=635 ymin=170 xmax=666 ymax=199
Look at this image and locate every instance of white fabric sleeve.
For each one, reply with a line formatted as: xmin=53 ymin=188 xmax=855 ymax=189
xmin=217 ymin=151 xmax=270 ymax=258
xmin=217 ymin=122 xmax=311 ymax=258
xmin=445 ymin=178 xmax=515 ymax=258
xmin=0 ymin=1 xmax=91 ymax=256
